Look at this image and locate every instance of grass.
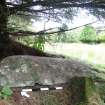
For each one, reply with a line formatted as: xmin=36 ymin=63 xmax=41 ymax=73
xmin=44 ymin=43 xmax=105 ymax=72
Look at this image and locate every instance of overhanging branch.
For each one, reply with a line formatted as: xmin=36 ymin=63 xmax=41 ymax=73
xmin=9 ymin=21 xmax=98 ymax=36
xmin=52 ymin=2 xmax=105 ymax=9
xmin=8 ymin=1 xmax=105 ymax=15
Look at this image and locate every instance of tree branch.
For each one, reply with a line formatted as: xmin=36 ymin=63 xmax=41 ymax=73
xmin=9 ymin=21 xmax=98 ymax=36
xmin=53 ymin=2 xmax=105 ymax=9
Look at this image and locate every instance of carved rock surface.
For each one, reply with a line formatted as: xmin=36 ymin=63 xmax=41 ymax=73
xmin=0 ymin=56 xmax=95 ymax=87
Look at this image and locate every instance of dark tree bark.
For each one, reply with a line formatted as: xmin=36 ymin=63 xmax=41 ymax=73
xmin=0 ymin=0 xmax=9 ymax=42
xmin=0 ymin=0 xmax=10 ymax=59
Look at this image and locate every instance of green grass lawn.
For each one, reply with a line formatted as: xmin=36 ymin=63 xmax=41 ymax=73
xmin=44 ymin=43 xmax=105 ymax=72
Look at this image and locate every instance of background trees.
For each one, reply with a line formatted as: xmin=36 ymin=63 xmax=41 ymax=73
xmin=79 ymin=25 xmax=96 ymax=43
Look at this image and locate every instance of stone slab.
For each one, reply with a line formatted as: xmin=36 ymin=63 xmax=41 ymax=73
xmin=0 ymin=55 xmax=95 ymax=87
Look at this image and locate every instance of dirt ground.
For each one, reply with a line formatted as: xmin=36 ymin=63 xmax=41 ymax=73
xmin=0 ymin=87 xmax=71 ymax=105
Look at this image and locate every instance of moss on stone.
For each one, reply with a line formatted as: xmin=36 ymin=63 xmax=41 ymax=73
xmin=31 ymin=71 xmax=39 ymax=82
xmin=85 ymin=77 xmax=95 ymax=99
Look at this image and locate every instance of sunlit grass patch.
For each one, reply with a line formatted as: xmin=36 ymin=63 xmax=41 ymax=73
xmin=44 ymin=43 xmax=105 ymax=72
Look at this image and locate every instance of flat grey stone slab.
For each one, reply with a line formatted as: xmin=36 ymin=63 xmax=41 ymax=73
xmin=0 ymin=56 xmax=95 ymax=87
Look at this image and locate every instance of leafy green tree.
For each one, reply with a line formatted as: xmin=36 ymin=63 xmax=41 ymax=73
xmin=80 ymin=25 xmax=96 ymax=43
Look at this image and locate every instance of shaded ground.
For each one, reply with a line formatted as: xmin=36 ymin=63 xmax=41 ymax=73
xmin=0 ymin=88 xmax=71 ymax=105
xmin=0 ymin=78 xmax=102 ymax=105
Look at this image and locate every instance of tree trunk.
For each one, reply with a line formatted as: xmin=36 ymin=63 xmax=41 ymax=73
xmin=0 ymin=0 xmax=9 ymax=43
xmin=0 ymin=0 xmax=10 ymax=59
